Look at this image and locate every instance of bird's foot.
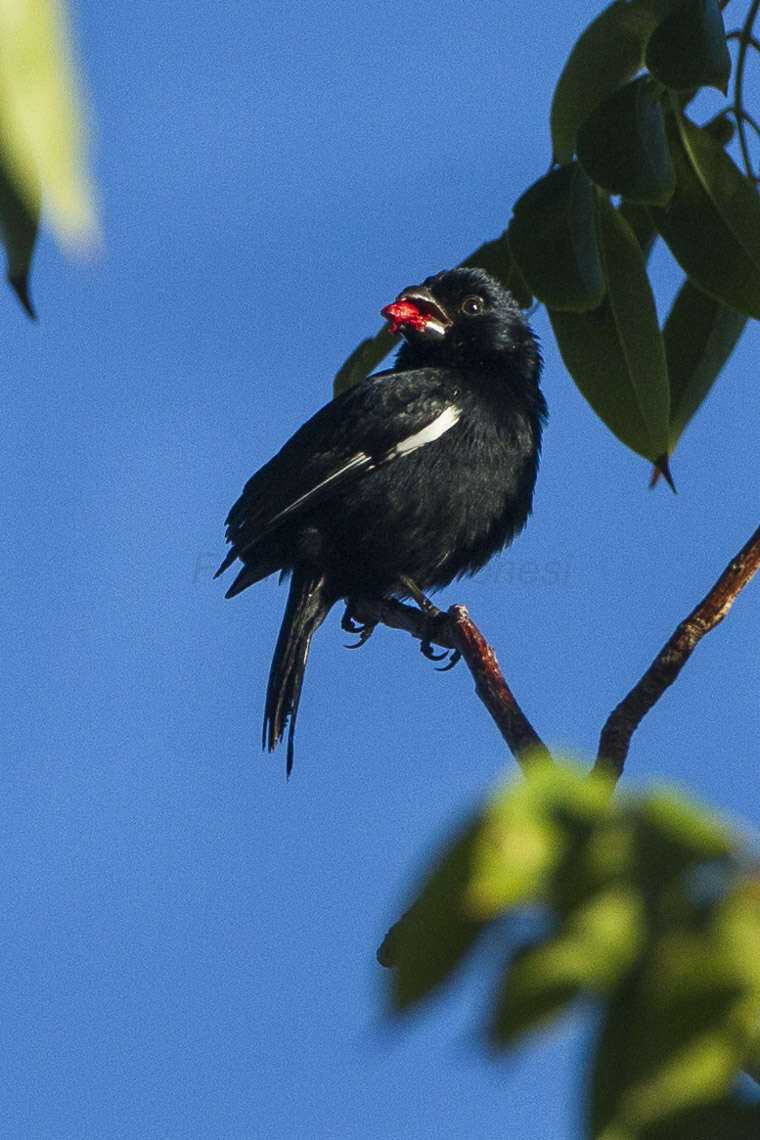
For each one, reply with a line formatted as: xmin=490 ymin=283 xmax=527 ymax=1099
xmin=399 ymin=576 xmax=461 ymax=671
xmin=341 ymin=605 xmax=377 ymax=649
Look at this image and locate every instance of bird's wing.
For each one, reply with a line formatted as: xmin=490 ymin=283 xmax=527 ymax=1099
xmin=217 ymin=369 xmax=461 ymax=572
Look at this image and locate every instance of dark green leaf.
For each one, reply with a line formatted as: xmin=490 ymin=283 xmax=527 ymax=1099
xmin=577 ymin=77 xmax=675 ymax=204
xmin=508 ymin=164 xmax=604 ymax=311
xmin=640 ymin=1099 xmax=760 ymax=1140
xmin=0 ymin=153 xmax=39 ymax=318
xmin=548 ymin=193 xmax=669 ymax=460
xmin=618 ymin=200 xmax=658 ymax=259
xmin=646 ymin=0 xmax=730 ymax=94
xmin=388 ymin=817 xmax=487 ymax=1010
xmin=651 ymin=112 xmax=760 ymax=319
xmin=332 ymin=325 xmax=396 ymax=396
xmin=664 ymin=279 xmax=747 ymax=450
xmin=460 ymin=232 xmax=532 ymax=310
xmin=551 ymin=0 xmax=663 ymax=164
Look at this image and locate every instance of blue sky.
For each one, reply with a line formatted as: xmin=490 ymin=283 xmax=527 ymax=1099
xmin=1 ymin=1 xmax=759 ymax=1136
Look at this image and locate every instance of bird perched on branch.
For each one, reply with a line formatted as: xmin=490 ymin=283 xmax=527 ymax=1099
xmin=216 ymin=267 xmax=546 ymax=773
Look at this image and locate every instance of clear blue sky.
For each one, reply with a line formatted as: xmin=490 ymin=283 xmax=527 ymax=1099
xmin=1 ymin=1 xmax=758 ymax=1136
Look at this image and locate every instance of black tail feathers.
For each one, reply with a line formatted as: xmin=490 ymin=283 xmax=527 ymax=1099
xmin=264 ymin=567 xmax=331 ymax=776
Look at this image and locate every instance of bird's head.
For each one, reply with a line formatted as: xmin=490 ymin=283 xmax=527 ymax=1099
xmin=381 ymin=267 xmax=539 ymax=382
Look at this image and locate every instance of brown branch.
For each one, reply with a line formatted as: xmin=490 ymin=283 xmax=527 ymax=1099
xmin=447 ymin=605 xmax=551 ymax=769
xmin=594 ymin=523 xmax=760 ymax=782
xmin=350 ymin=598 xmax=550 ymax=771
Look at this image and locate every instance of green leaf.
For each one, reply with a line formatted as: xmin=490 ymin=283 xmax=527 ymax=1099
xmin=646 ymin=0 xmax=730 ymax=94
xmin=618 ymin=200 xmax=658 ymax=259
xmin=550 ymin=1 xmax=660 ymax=164
xmin=465 ymin=763 xmax=613 ymax=914
xmin=387 ymin=816 xmax=487 ymax=1010
xmin=548 ymin=193 xmax=669 ymax=461
xmin=333 ymin=325 xmax=396 ymax=396
xmin=0 ymin=152 xmax=39 ymax=317
xmin=590 ymin=881 xmax=760 ymax=1137
xmin=460 ymin=232 xmax=532 ymax=310
xmin=651 ymin=111 xmax=760 ymax=319
xmin=508 ymin=164 xmax=604 ymax=311
xmin=663 ymin=279 xmax=747 ymax=450
xmin=577 ymin=77 xmax=675 ymax=205
xmin=0 ymin=0 xmax=97 ymax=246
xmin=639 ymin=1098 xmax=760 ymax=1140
xmin=491 ymin=886 xmax=643 ymax=1046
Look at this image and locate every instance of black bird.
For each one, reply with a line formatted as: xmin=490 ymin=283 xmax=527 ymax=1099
xmin=216 ymin=267 xmax=546 ymax=772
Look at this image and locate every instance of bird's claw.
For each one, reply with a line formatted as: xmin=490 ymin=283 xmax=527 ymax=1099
xmin=435 ymin=649 xmax=461 ymax=672
xmin=341 ymin=606 xmax=376 ymax=649
xmin=421 ymin=639 xmax=449 ymax=662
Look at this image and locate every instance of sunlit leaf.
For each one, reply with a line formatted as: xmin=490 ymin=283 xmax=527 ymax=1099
xmin=646 ymin=0 xmax=730 ymax=94
xmin=577 ymin=77 xmax=675 ymax=204
xmin=508 ymin=164 xmax=604 ymax=311
xmin=0 ymin=0 xmax=97 ymax=246
xmin=663 ymin=279 xmax=747 ymax=450
xmin=466 ymin=762 xmax=615 ymax=919
xmin=548 ymin=193 xmax=669 ymax=461
xmin=651 ymin=111 xmax=760 ymax=319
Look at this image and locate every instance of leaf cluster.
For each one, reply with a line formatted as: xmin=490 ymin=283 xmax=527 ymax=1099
xmin=337 ymin=0 xmax=758 ymax=477
xmin=380 ymin=763 xmax=760 ymax=1139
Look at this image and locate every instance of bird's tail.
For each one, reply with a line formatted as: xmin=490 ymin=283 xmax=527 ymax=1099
xmin=264 ymin=566 xmax=331 ymax=776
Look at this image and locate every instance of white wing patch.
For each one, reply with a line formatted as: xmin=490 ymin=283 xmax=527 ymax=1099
xmin=267 ymin=404 xmax=462 ymax=526
xmin=384 ymin=404 xmax=462 ymax=460
xmin=268 ymin=451 xmax=371 ymax=525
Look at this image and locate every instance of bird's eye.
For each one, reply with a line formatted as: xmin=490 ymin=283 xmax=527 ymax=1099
xmin=460 ymin=295 xmax=484 ymax=316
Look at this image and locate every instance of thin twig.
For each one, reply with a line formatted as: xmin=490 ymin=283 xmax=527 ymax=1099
xmin=594 ymin=523 xmax=760 ymax=782
xmin=350 ymin=597 xmax=549 ymax=771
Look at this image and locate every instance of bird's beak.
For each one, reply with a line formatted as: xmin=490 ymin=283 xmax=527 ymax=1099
xmin=381 ymin=286 xmax=452 ymax=338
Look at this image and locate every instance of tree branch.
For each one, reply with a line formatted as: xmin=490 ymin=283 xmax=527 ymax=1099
xmin=354 ymin=523 xmax=760 ymax=784
xmin=594 ymin=522 xmax=760 ymax=782
xmin=350 ymin=597 xmax=550 ymax=771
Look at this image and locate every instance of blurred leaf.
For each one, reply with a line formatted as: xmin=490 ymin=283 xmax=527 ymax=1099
xmin=618 ymin=200 xmax=657 ymax=259
xmin=548 ymin=194 xmax=669 ymax=461
xmin=491 ymin=886 xmax=643 ymax=1046
xmin=639 ymin=1098 xmax=760 ymax=1140
xmin=640 ymin=789 xmax=734 ymax=865
xmin=577 ymin=77 xmax=675 ymax=204
xmin=0 ymin=0 xmax=97 ymax=246
xmin=0 ymin=152 xmax=39 ymax=317
xmin=590 ymin=880 xmax=760 ymax=1138
xmin=387 ymin=816 xmax=487 ymax=1009
xmin=466 ymin=762 xmax=614 ymax=919
xmin=333 ymin=325 xmax=396 ymax=396
xmin=651 ymin=112 xmax=760 ymax=319
xmin=508 ymin=164 xmax=604 ymax=311
xmin=461 ymin=232 xmax=533 ymax=310
xmin=646 ymin=0 xmax=730 ymax=94
xmin=663 ymin=279 xmax=747 ymax=450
